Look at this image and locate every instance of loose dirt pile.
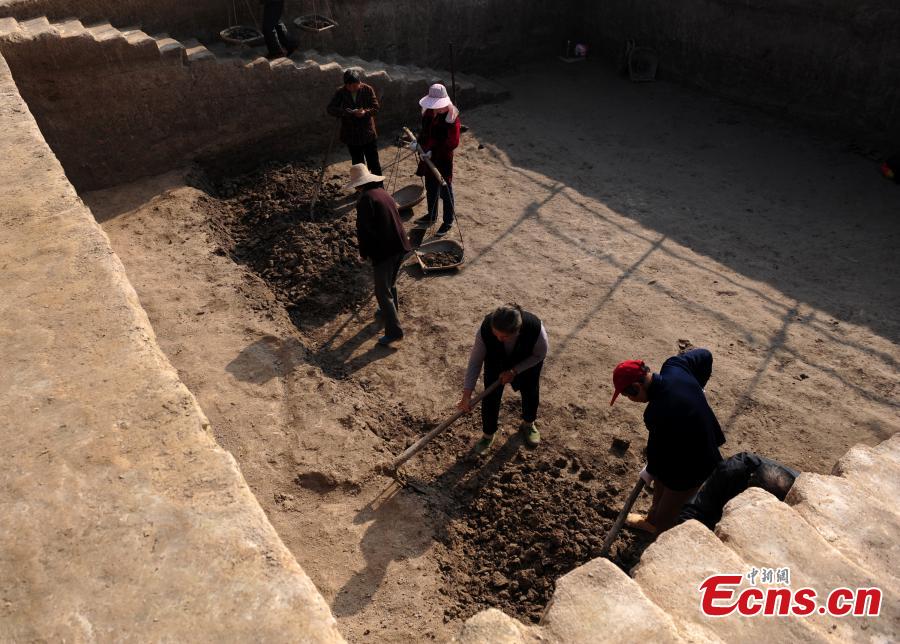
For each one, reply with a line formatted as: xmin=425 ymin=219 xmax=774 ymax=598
xmin=374 ymin=401 xmax=650 ymax=625
xmin=197 ymin=162 xmax=368 ymax=327
xmin=421 ymin=250 xmax=463 ymax=269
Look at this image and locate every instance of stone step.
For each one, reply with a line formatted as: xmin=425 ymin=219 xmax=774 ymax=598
xmin=540 ymin=557 xmax=686 ymax=642
xmin=453 ymin=608 xmax=541 ymax=644
xmin=786 ymin=472 xmax=900 ymax=594
xmin=832 ymin=443 xmax=900 ymax=500
xmin=716 ymin=487 xmax=899 ymax=641
xmin=633 ymin=520 xmax=820 ymax=642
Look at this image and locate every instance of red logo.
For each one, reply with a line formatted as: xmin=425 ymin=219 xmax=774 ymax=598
xmin=699 ymin=573 xmax=882 ymax=617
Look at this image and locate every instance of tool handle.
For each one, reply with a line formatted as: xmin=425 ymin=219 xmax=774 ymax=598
xmin=402 ymin=126 xmax=447 ymax=188
xmin=390 ymin=380 xmax=502 ymax=471
xmin=600 ymin=477 xmax=646 ymax=557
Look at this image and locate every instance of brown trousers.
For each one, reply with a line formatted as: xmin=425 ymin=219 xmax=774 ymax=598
xmin=647 ymin=482 xmax=700 ymax=534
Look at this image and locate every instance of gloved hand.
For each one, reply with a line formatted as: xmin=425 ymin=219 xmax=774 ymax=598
xmin=639 ymin=465 xmax=655 ymax=487
xmin=407 ymin=139 xmax=420 ymax=152
xmin=421 ymin=150 xmax=432 ymax=159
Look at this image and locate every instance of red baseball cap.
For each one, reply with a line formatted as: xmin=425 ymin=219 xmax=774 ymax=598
xmin=610 ymin=359 xmax=646 ymax=405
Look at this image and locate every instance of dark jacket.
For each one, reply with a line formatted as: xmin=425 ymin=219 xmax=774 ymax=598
xmin=479 ymin=311 xmax=542 ymax=374
xmin=644 ymin=349 xmax=726 ymax=491
xmin=327 ymin=84 xmax=380 ymax=146
xmin=355 ymin=186 xmax=411 ymax=263
xmin=676 ymin=452 xmax=799 ymax=529
xmin=416 ymin=109 xmax=461 ymax=182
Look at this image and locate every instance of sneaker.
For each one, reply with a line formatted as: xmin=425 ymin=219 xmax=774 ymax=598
xmin=473 ymin=433 xmax=495 ymax=456
xmin=377 ymin=334 xmax=403 ymax=347
xmin=520 ymin=421 xmax=540 ymax=447
xmin=415 ymin=215 xmax=437 ymax=226
xmin=435 ymin=222 xmax=452 ymax=237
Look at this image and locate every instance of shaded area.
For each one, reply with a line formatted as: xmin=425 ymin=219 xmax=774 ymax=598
xmin=476 ymin=61 xmax=900 ymax=346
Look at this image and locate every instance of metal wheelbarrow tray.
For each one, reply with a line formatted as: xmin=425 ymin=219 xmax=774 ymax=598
xmin=414 ymin=239 xmax=464 ymax=273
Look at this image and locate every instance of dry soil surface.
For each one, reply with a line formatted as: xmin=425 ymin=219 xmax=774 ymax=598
xmin=84 ymin=60 xmax=899 ymax=642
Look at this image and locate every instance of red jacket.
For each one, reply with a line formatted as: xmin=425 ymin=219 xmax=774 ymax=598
xmin=416 ymin=110 xmax=461 ymax=182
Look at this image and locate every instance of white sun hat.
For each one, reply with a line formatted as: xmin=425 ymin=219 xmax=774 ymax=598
xmin=419 ymin=83 xmax=453 ymax=111
xmin=344 ymin=163 xmax=384 ymax=191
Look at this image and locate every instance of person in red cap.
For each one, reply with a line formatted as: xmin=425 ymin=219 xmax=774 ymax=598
xmin=610 ymin=348 xmax=726 ymax=534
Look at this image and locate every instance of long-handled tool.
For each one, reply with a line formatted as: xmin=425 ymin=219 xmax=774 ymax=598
xmin=599 ymin=477 xmax=646 ymax=557
xmin=401 ymin=126 xmax=445 ymax=189
xmin=310 ymin=119 xmax=341 ymax=219
xmin=382 ymin=380 xmax=501 ymax=476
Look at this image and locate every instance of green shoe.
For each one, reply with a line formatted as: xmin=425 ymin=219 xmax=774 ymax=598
xmin=473 ymin=433 xmax=495 ymax=456
xmin=520 ymin=421 xmax=540 ymax=447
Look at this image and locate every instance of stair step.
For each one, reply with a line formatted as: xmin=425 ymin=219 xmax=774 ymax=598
xmin=182 ymin=38 xmax=216 ymax=62
xmin=85 ymin=21 xmax=123 ymax=43
xmin=541 ymin=557 xmax=684 ymax=642
xmin=0 ymin=17 xmax=20 ymax=39
xmin=55 ymin=18 xmax=86 ymax=38
xmin=634 ymin=520 xmax=819 ymax=642
xmin=153 ymin=34 xmax=186 ymax=61
xmin=120 ymin=26 xmax=152 ymax=45
xmin=716 ymin=487 xmax=898 ymax=641
xmin=787 ymin=472 xmax=900 ymax=593
xmin=833 ymin=443 xmax=900 ymax=500
xmin=19 ymin=17 xmax=58 ymax=39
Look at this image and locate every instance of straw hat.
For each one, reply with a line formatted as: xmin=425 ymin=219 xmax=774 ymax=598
xmin=419 ymin=83 xmax=453 ymax=111
xmin=344 ymin=163 xmax=384 ymax=191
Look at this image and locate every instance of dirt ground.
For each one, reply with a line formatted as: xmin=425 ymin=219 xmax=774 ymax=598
xmin=84 ymin=60 xmax=899 ymax=642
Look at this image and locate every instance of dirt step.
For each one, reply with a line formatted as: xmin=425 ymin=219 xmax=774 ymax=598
xmin=19 ymin=16 xmax=57 ymax=39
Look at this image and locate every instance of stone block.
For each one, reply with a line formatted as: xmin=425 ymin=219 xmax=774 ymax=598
xmin=634 ymin=520 xmax=820 ymax=642
xmin=716 ymin=487 xmax=898 ymax=641
xmin=786 ymin=472 xmax=900 ymax=593
xmin=453 ymin=608 xmax=540 ymax=644
xmin=541 ymin=557 xmax=684 ymax=643
xmin=832 ymin=443 xmax=900 ymax=500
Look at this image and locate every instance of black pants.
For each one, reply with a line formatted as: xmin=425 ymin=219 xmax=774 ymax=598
xmin=481 ymin=361 xmax=543 ymax=436
xmin=262 ymin=1 xmax=298 ymax=57
xmin=348 ymin=141 xmax=382 ymax=176
xmin=424 ymin=174 xmax=454 ymax=224
xmin=372 ymin=252 xmax=404 ymax=338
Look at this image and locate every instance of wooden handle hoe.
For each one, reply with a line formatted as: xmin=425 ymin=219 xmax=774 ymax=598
xmin=385 ymin=380 xmax=502 ymax=475
xmin=599 ymin=477 xmax=646 ymax=557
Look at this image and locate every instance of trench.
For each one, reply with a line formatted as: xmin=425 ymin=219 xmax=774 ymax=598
xmin=187 ymin=157 xmax=653 ymax=625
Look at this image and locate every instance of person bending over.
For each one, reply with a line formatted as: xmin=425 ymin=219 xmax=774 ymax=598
xmin=458 ymin=304 xmax=548 ymax=455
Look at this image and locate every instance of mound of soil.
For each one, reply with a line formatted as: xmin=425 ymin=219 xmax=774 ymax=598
xmin=373 ymin=401 xmax=651 ymax=625
xmin=199 ymin=161 xmax=369 ymax=327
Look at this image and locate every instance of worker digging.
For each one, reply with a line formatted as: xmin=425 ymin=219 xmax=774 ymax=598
xmin=458 ymin=304 xmax=548 ymax=455
xmin=610 ymin=349 xmax=726 ymax=535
